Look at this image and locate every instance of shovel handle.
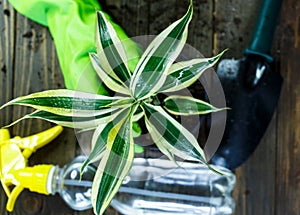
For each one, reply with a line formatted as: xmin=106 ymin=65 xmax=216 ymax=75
xmin=244 ymin=0 xmax=282 ymax=62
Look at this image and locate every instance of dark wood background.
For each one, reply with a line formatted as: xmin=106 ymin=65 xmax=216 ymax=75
xmin=0 ymin=0 xmax=299 ymax=214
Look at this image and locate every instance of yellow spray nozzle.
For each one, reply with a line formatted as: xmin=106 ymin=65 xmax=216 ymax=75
xmin=0 ymin=129 xmax=10 ymax=142
xmin=14 ymin=165 xmax=54 ymax=194
xmin=0 ymin=125 xmax=63 ymax=212
xmin=2 ymin=165 xmax=55 ymax=212
xmin=10 ymin=125 xmax=63 ymax=157
xmin=1 ymin=164 xmax=54 ymax=212
xmin=6 ymin=185 xmax=24 ymax=212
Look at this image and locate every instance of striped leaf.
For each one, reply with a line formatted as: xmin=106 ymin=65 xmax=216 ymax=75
xmin=143 ymin=103 xmax=206 ymax=163
xmin=90 ymin=53 xmax=130 ymax=95
xmin=81 ymin=108 xmax=131 ymax=172
xmin=144 ymin=116 xmax=176 ymax=163
xmin=96 ymin=11 xmax=131 ymax=86
xmin=0 ymin=90 xmax=127 ymax=117
xmin=164 ymin=95 xmax=225 ymax=116
xmin=91 ymin=106 xmax=137 ymax=215
xmin=130 ymin=2 xmax=193 ymax=99
xmin=106 ymin=96 xmax=134 ymax=108
xmin=159 ymin=50 xmax=226 ymax=93
xmin=23 ymin=108 xmax=127 ymax=129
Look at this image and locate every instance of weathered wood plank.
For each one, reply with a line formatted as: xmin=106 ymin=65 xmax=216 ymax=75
xmin=214 ymin=0 xmax=262 ymax=57
xmin=214 ymin=0 xmax=278 ymax=215
xmin=275 ymin=0 xmax=300 ymax=214
xmin=148 ymin=0 xmax=177 ymax=34
xmin=0 ymin=0 xmax=14 ymax=127
xmin=188 ymin=0 xmax=213 ymax=57
xmin=105 ymin=0 xmax=150 ymax=37
xmin=0 ymin=1 xmax=16 ymax=214
xmin=232 ymin=114 xmax=277 ymax=215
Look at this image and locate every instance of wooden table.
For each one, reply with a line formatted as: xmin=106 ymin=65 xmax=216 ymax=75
xmin=0 ymin=0 xmax=299 ymax=214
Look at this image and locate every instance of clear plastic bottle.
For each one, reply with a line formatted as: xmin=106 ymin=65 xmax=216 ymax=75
xmin=113 ymin=158 xmax=236 ymax=215
xmin=47 ymin=156 xmax=94 ymax=211
xmin=48 ymin=156 xmax=236 ymax=214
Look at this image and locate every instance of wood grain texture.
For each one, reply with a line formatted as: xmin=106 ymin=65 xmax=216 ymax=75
xmin=275 ymin=0 xmax=300 ymax=214
xmin=232 ymin=114 xmax=277 ymax=215
xmin=0 ymin=0 xmax=14 ymax=127
xmin=0 ymin=1 xmax=16 ymax=214
xmin=188 ymin=0 xmax=213 ymax=56
xmin=214 ymin=0 xmax=262 ymax=57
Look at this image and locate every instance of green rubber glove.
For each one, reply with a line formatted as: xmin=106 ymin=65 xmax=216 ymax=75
xmin=8 ymin=0 xmax=141 ymax=94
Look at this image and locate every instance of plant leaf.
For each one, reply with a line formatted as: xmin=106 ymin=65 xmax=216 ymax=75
xmin=106 ymin=96 xmax=134 ymax=108
xmin=91 ymin=106 xmax=137 ymax=215
xmin=143 ymin=103 xmax=206 ymax=163
xmin=90 ymin=53 xmax=131 ymax=95
xmin=164 ymin=95 xmax=225 ymax=115
xmin=130 ymin=2 xmax=193 ymax=99
xmin=132 ymin=106 xmax=144 ymax=122
xmin=22 ymin=108 xmax=127 ymax=129
xmin=96 ymin=11 xmax=131 ymax=86
xmin=0 ymin=90 xmax=127 ymax=117
xmin=144 ymin=116 xmax=176 ymax=163
xmin=159 ymin=50 xmax=226 ymax=93
xmin=81 ymin=108 xmax=131 ymax=172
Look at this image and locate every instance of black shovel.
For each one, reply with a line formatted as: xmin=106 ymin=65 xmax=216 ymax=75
xmin=211 ymin=0 xmax=283 ymax=170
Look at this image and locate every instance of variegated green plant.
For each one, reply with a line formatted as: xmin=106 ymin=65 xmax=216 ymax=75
xmin=1 ymin=2 xmax=226 ymax=215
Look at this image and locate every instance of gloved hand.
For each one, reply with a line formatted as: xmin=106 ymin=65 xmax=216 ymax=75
xmin=8 ymin=0 xmax=141 ymax=94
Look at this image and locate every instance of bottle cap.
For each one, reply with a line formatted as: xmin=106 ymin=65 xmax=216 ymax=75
xmin=14 ymin=165 xmax=54 ymax=194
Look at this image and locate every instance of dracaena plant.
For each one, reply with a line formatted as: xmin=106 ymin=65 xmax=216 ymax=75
xmin=1 ymin=2 xmax=226 ymax=215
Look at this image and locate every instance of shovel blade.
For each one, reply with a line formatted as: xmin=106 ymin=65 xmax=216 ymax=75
xmin=211 ymin=56 xmax=282 ymax=170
